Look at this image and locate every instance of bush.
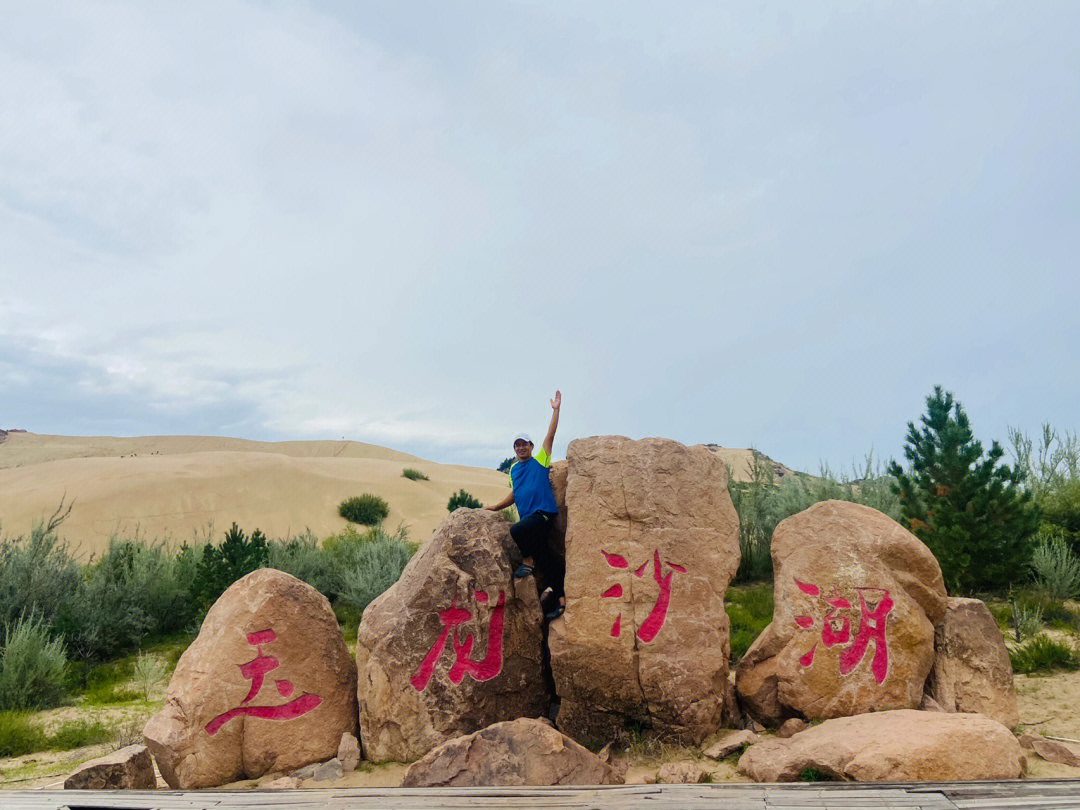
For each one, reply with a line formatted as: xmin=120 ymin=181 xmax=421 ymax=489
xmin=133 ymin=653 xmax=168 ymax=700
xmin=447 ymin=489 xmax=482 ymax=512
xmin=339 ymin=494 xmax=390 ymax=526
xmin=189 ymin=523 xmax=269 ymax=609
xmin=0 ymin=523 xmax=81 ymax=628
xmin=1010 ymin=600 xmax=1044 ymax=641
xmin=402 ymin=468 xmax=429 ymax=481
xmin=56 ymin=540 xmax=197 ymax=663
xmin=1010 ymin=634 xmax=1080 ymax=674
xmin=1031 ymin=534 xmax=1080 ymax=600
xmin=266 ymin=530 xmax=338 ymax=596
xmin=0 ymin=712 xmax=46 ymax=757
xmin=332 ymin=527 xmax=417 ymax=617
xmin=0 ymin=616 xmax=67 ymax=711
xmin=497 ymin=457 xmax=514 ymax=473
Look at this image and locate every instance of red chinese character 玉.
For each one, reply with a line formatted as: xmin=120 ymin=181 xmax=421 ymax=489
xmin=410 ymin=590 xmax=506 ymax=691
xmin=601 ymin=549 xmax=686 ymax=642
xmin=205 ymin=629 xmax=322 ymax=735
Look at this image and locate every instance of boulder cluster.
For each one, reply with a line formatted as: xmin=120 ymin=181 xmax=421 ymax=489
xmin=71 ymin=436 xmax=1031 ymax=790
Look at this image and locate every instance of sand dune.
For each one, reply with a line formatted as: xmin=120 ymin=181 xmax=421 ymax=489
xmin=0 ymin=433 xmax=784 ymax=559
xmin=0 ymin=433 xmax=509 ymax=557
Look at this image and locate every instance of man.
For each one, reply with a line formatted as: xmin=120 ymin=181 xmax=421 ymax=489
xmin=484 ymin=390 xmax=565 ymax=620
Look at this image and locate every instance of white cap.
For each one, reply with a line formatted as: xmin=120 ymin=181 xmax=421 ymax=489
xmin=513 ymin=433 xmax=533 ymax=445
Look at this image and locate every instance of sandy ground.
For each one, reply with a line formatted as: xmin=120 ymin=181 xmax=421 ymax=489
xmin=0 ymin=433 xmax=513 ymax=556
xmin=0 ymin=433 xmax=775 ymax=557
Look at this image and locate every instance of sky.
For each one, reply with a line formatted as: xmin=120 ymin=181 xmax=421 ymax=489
xmin=1 ymin=1 xmax=1078 ymax=473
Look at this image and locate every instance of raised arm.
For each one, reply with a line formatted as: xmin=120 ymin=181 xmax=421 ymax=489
xmin=542 ymin=389 xmax=561 ymax=457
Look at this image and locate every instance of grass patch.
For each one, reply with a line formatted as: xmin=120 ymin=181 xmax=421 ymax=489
xmin=401 ymin=468 xmax=429 ymax=481
xmin=800 ymin=767 xmax=832 ymax=782
xmin=0 ymin=712 xmax=113 ymax=757
xmin=1010 ymin=634 xmax=1080 ymax=674
xmin=726 ymin=583 xmax=774 ymax=661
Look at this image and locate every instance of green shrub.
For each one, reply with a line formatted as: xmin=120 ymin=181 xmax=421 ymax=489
xmin=447 ymin=489 xmax=482 ymax=512
xmin=133 ymin=653 xmax=168 ymax=700
xmin=332 ymin=528 xmax=417 ymax=617
xmin=1031 ymin=534 xmax=1080 ymax=600
xmin=48 ymin=719 xmax=112 ymax=750
xmin=800 ymin=767 xmax=832 ymax=782
xmin=402 ymin=468 xmax=429 ymax=481
xmin=1010 ymin=601 xmax=1044 ymax=641
xmin=497 ymin=457 xmax=514 ymax=473
xmin=266 ymin=530 xmax=338 ymax=597
xmin=189 ymin=523 xmax=269 ymax=609
xmin=339 ymin=494 xmax=390 ymax=526
xmin=0 ymin=616 xmax=67 ymax=711
xmin=1010 ymin=634 xmax=1080 ymax=674
xmin=726 ymin=584 xmax=774 ymax=661
xmin=1014 ymin=590 xmax=1080 ymax=633
xmin=0 ymin=524 xmax=81 ymax=628
xmin=0 ymin=712 xmax=46 ymax=757
xmin=56 ymin=540 xmax=196 ymax=663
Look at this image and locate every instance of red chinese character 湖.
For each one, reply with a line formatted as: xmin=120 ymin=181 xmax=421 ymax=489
xmin=793 ymin=578 xmax=894 ymax=683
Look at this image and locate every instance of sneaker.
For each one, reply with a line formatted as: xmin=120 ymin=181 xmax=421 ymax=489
xmin=540 ymin=586 xmax=554 ymax=600
xmin=544 ymin=605 xmax=565 ymax=621
xmin=513 ymin=564 xmax=534 ymax=579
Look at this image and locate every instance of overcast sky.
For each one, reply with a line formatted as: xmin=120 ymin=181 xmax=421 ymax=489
xmin=1 ymin=1 xmax=1077 ymax=472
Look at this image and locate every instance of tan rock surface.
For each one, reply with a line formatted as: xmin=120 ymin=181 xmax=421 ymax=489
xmin=356 ymin=509 xmax=547 ymax=762
xmin=549 ymin=460 xmax=568 ymax=556
xmin=735 ymin=501 xmax=947 ymax=724
xmin=400 ymin=718 xmax=624 ymax=787
xmin=703 ymin=729 xmax=759 ymax=760
xmin=144 ymin=569 xmax=357 ymax=789
xmin=64 ymin=744 xmax=155 ymax=790
xmin=928 ymin=597 xmax=1019 ymax=728
xmin=777 ymin=717 xmax=808 ymax=738
xmin=737 ymin=710 xmax=1023 ymax=782
xmin=657 ymin=761 xmax=709 ymax=783
xmin=549 ymin=436 xmax=740 ymax=745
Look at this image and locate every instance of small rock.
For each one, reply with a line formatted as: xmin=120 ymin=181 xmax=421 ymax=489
xmin=263 ymin=776 xmax=302 ymax=789
xmin=921 ymin=694 xmax=945 ymax=712
xmin=657 ymin=762 xmax=709 ymax=784
xmin=597 ymin=742 xmax=628 ymax=780
xmin=290 ymin=763 xmax=317 ymax=780
xmin=64 ymin=745 xmax=155 ymax=790
xmin=338 ymin=732 xmax=361 ymax=772
xmin=312 ymin=757 xmax=344 ymax=782
xmin=402 ymin=718 xmax=623 ymax=787
xmin=703 ymin=729 xmax=759 ymax=760
xmin=777 ymin=718 xmax=809 ymax=738
xmin=748 ymin=719 xmax=767 ymax=734
xmin=1019 ymin=732 xmax=1040 ymax=750
xmin=1029 ymin=737 xmax=1080 ymax=767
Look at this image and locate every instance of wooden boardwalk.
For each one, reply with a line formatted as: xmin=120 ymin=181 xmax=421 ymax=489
xmin=4 ymin=780 xmax=1080 ymax=810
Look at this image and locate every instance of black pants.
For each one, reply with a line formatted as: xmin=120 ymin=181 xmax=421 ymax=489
xmin=510 ymin=510 xmax=564 ymax=602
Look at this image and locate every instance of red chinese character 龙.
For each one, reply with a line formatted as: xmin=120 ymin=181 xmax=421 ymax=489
xmin=410 ymin=590 xmax=506 ymax=691
xmin=205 ymin=629 xmax=322 ymax=735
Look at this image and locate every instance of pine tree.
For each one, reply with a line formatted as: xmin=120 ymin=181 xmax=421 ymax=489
xmin=190 ymin=523 xmax=269 ymax=608
xmin=889 ymin=386 xmax=1039 ymax=594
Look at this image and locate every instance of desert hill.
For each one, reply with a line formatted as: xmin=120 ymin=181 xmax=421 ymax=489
xmin=0 ymin=432 xmax=791 ymax=558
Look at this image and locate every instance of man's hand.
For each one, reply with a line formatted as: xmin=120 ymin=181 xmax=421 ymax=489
xmin=550 ymin=389 xmax=561 ymax=410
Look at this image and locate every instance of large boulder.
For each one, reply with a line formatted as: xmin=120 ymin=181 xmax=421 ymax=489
xmin=548 ymin=436 xmax=740 ymax=745
xmin=64 ymin=744 xmax=156 ymax=789
xmin=548 ymin=460 xmax=568 ymax=556
xmin=144 ymin=569 xmax=357 ymax=789
xmin=401 ymin=718 xmax=624 ymax=787
xmin=737 ymin=710 xmax=1023 ymax=782
xmin=356 ymin=509 xmax=547 ymax=762
xmin=927 ymin=597 xmax=1019 ymax=728
xmin=735 ymin=501 xmax=947 ymax=724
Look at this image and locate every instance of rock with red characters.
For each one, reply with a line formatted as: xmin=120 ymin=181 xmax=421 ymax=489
xmin=548 ymin=436 xmax=740 ymax=745
xmin=735 ymin=501 xmax=948 ymax=725
xmin=356 ymin=509 xmax=547 ymax=762
xmin=143 ymin=569 xmax=357 ymax=789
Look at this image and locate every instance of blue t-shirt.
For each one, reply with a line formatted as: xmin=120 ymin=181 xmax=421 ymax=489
xmin=508 ymin=447 xmax=559 ymax=519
